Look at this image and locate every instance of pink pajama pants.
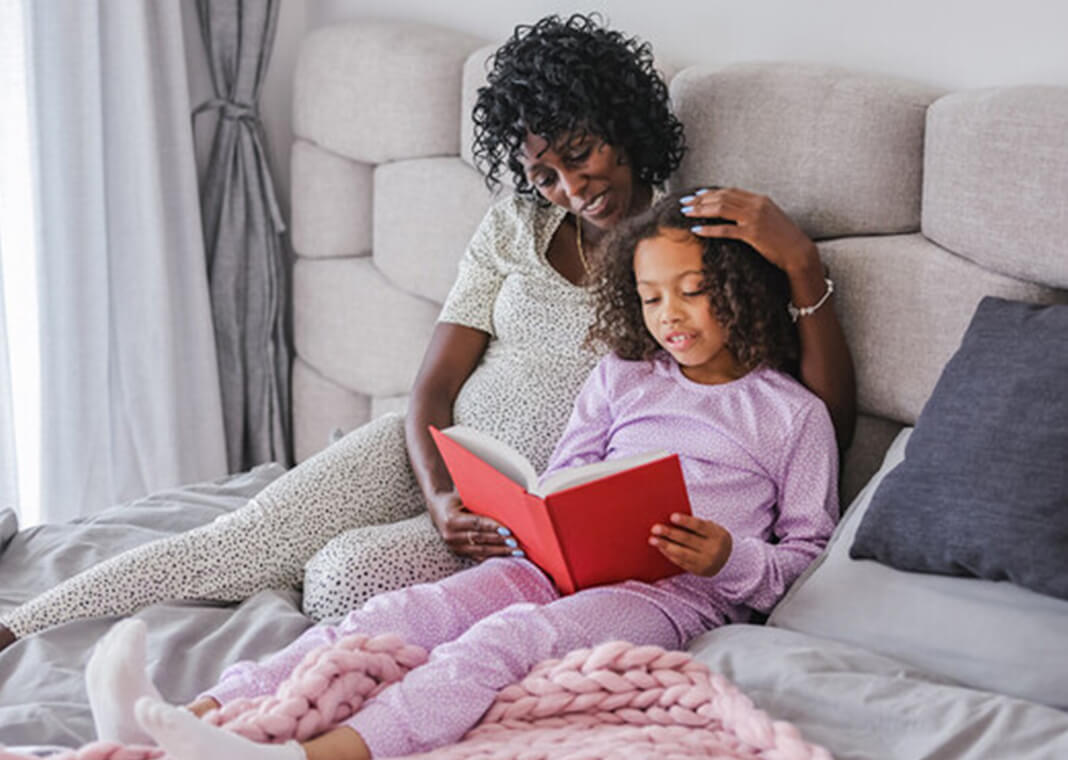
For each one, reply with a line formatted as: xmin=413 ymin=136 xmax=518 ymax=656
xmin=205 ymin=558 xmax=720 ymax=757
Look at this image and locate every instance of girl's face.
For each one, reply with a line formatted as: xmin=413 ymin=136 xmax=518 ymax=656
xmin=517 ymin=132 xmax=645 ymax=231
xmin=634 ymin=229 xmax=744 ymax=386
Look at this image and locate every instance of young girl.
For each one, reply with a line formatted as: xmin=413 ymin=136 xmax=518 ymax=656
xmin=85 ymin=191 xmax=839 ymax=760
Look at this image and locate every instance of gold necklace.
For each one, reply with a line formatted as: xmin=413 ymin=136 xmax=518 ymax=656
xmin=575 ymin=215 xmax=591 ymax=277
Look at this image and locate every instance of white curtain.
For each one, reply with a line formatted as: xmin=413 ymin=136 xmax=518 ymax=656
xmin=28 ymin=0 xmax=227 ymax=521
xmin=0 ymin=261 xmax=16 ymax=514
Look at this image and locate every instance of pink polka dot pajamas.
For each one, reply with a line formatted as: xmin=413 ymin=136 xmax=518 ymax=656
xmin=204 ymin=353 xmax=839 ymax=757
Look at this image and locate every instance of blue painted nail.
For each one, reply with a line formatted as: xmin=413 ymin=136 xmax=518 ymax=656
xmin=679 ymin=195 xmax=695 ymax=204
xmin=497 ymin=526 xmax=512 ymax=536
xmin=505 ymin=537 xmax=518 ymax=548
xmin=511 ymin=549 xmax=526 ymax=558
xmin=696 ymin=188 xmax=710 ymax=195
xmin=680 ymin=206 xmax=694 ymax=214
xmin=691 ymin=226 xmax=704 ymax=233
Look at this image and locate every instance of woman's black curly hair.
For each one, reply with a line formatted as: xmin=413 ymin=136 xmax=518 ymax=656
xmin=588 ymin=190 xmax=800 ymax=375
xmin=471 ymin=13 xmax=685 ymax=197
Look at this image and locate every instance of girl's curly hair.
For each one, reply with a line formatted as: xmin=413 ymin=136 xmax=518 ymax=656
xmin=588 ymin=190 xmax=800 ymax=375
xmin=472 ymin=13 xmax=685 ymax=197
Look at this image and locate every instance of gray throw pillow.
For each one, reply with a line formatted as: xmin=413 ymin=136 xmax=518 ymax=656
xmin=850 ymin=296 xmax=1068 ymax=600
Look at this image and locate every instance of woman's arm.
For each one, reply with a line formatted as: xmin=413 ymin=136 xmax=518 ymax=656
xmin=404 ymin=322 xmax=513 ymax=560
xmin=683 ymin=188 xmax=856 ymax=448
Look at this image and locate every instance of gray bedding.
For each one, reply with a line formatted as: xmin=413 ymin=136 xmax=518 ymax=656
xmin=0 ymin=465 xmax=314 ymax=751
xmin=2 ymin=466 xmax=1066 ymax=758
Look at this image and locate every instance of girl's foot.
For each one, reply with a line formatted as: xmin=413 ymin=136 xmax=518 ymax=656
xmin=135 ymin=698 xmax=305 ymax=760
xmin=85 ymin=619 xmax=163 ymax=744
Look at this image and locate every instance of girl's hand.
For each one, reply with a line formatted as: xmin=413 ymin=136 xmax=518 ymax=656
xmin=681 ymin=187 xmax=820 ymax=276
xmin=427 ymin=491 xmax=519 ymax=561
xmin=650 ymin=513 xmax=733 ymax=577
xmin=186 ymin=697 xmax=221 ymax=717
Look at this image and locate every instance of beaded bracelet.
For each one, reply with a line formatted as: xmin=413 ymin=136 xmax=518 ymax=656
xmin=787 ymin=277 xmax=835 ymax=322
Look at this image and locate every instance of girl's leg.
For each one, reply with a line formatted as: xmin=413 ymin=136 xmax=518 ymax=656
xmin=0 ymin=414 xmax=426 ymax=639
xmin=346 ymin=583 xmax=713 ymax=758
xmin=204 ymin=558 xmax=556 ymax=705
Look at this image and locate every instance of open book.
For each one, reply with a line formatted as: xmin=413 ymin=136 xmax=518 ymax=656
xmin=430 ymin=425 xmax=692 ymax=594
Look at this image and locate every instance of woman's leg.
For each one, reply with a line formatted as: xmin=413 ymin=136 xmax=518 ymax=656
xmin=302 ymin=512 xmax=473 ymax=621
xmin=346 ymin=583 xmax=710 ymax=758
xmin=0 ymin=413 xmax=426 ymax=639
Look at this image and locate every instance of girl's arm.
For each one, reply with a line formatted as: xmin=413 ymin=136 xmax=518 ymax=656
xmin=683 ymin=188 xmax=857 ymax=448
xmin=405 ymin=322 xmax=513 ymax=560
xmin=541 ymin=358 xmax=614 ymax=478
xmin=661 ymin=401 xmax=840 ymax=613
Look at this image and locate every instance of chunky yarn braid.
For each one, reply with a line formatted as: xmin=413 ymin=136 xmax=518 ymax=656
xmin=397 ymin=640 xmax=834 ymax=760
xmin=0 ymin=633 xmax=427 ymax=760
xmin=203 ymin=632 xmax=427 ymax=742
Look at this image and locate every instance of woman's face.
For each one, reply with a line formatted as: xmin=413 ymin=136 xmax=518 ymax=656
xmin=516 ymin=132 xmax=643 ymax=231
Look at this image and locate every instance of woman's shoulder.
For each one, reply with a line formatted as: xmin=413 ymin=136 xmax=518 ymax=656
xmin=485 ymin=193 xmax=564 ymax=228
xmin=475 ymin=194 xmax=566 ymax=260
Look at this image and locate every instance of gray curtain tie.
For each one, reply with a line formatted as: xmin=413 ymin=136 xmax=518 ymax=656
xmin=192 ymin=98 xmax=286 ymax=233
xmin=193 ymin=97 xmax=257 ymax=121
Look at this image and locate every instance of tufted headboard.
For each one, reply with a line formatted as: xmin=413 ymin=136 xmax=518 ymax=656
xmin=288 ymin=21 xmax=1068 ymax=505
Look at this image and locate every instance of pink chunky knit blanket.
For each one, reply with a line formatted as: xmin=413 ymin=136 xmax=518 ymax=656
xmin=393 ymin=641 xmax=833 ymax=760
xmin=0 ymin=635 xmax=833 ymax=760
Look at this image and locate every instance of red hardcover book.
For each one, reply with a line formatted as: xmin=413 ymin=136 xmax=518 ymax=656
xmin=429 ymin=425 xmax=692 ymax=594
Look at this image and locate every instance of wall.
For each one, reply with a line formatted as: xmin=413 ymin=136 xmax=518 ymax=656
xmin=253 ymin=0 xmax=1068 ymax=214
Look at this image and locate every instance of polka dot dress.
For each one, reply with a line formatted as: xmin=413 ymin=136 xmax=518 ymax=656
xmin=1 ymin=196 xmax=602 ymax=636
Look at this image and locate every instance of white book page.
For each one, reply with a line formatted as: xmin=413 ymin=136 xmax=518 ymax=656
xmin=534 ymin=450 xmax=671 ymax=497
xmin=443 ymin=425 xmax=539 ymax=491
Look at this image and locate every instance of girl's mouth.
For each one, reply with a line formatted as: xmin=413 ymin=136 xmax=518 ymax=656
xmin=664 ymin=332 xmax=697 ymax=351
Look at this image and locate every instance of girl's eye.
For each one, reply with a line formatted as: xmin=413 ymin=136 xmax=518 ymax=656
xmin=641 ymin=297 xmax=660 ymax=305
xmin=534 ymin=173 xmax=555 ymax=188
xmin=565 ymin=149 xmax=591 ymax=164
xmin=683 ymin=291 xmax=704 ymax=297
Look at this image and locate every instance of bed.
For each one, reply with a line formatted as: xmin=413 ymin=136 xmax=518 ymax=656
xmin=2 ymin=19 xmax=1067 ymax=759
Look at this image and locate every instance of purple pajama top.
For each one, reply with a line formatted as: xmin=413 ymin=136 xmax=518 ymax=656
xmin=543 ymin=351 xmax=840 ymax=618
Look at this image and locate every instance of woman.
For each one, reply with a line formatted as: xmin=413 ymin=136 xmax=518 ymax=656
xmin=0 ymin=13 xmax=853 ymax=652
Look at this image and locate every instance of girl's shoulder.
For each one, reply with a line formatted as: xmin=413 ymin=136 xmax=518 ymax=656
xmin=589 ymin=352 xmax=677 ymax=396
xmin=746 ymin=367 xmax=835 ymax=437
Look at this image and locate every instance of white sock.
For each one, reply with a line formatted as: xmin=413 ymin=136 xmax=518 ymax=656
xmin=86 ymin=619 xmax=164 ymax=744
xmin=134 ymin=698 xmax=305 ymax=760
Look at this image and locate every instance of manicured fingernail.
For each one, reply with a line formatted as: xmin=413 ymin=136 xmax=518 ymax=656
xmin=690 ymin=226 xmax=704 ymax=233
xmin=680 ymin=206 xmax=694 ymax=214
xmin=511 ymin=549 xmax=526 ymax=557
xmin=497 ymin=526 xmax=511 ymax=536
xmin=505 ymin=538 xmax=518 ymax=548
xmin=679 ymin=195 xmax=695 ymax=204
xmin=696 ymin=188 xmax=710 ymax=195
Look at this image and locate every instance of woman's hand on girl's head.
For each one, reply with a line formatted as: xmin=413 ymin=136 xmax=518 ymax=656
xmin=427 ymin=491 xmax=519 ymax=561
xmin=649 ymin=513 xmax=733 ymax=577
xmin=681 ymin=188 xmax=820 ymax=277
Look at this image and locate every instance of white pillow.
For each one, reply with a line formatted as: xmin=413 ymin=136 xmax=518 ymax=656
xmin=769 ymin=428 xmax=1068 ymax=708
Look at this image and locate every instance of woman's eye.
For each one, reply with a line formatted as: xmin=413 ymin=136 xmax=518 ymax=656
xmin=534 ymin=173 xmax=555 ymax=187
xmin=641 ymin=297 xmax=660 ymax=305
xmin=683 ymin=291 xmax=703 ymax=297
xmin=565 ymin=150 xmax=591 ymax=164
